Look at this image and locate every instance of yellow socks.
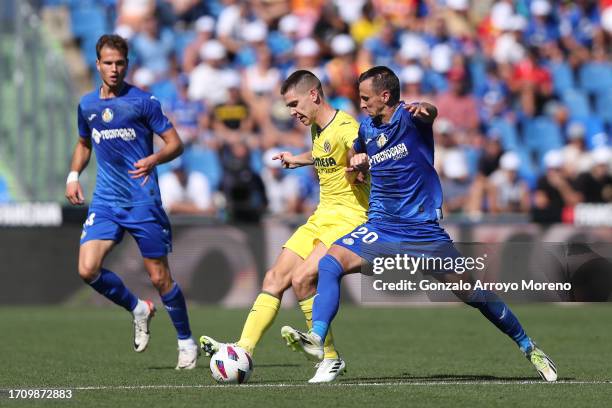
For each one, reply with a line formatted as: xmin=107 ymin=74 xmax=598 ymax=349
xmin=236 ymin=292 xmax=280 ymax=355
xmin=298 ymin=296 xmax=339 ymax=360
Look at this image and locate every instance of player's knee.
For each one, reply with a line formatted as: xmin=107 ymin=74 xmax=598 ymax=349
xmin=149 ymin=270 xmax=172 ymax=292
xmin=262 ymin=267 xmax=290 ymax=297
xmin=145 ymin=260 xmax=173 ymax=292
xmin=291 ymin=267 xmax=317 ymax=297
xmin=78 ymin=260 xmax=101 ymax=282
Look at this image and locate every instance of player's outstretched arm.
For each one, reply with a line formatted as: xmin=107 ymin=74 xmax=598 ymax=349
xmin=65 ymin=137 xmax=92 ymax=205
xmin=129 ymin=127 xmax=184 ymax=185
xmin=406 ymin=102 xmax=438 ymax=124
xmin=273 ymin=151 xmax=314 ymax=169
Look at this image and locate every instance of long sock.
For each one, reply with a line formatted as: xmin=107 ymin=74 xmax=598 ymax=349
xmin=299 ymin=296 xmax=339 ymax=359
xmin=466 ymin=289 xmax=531 ymax=352
xmin=161 ymin=283 xmax=192 ymax=340
xmin=311 ymin=255 xmax=344 ymax=341
xmin=88 ymin=268 xmax=138 ymax=312
xmin=236 ymin=292 xmax=280 ymax=355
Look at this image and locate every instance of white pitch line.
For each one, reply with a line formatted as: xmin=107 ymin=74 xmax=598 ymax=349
xmin=14 ymin=380 xmax=606 ymax=391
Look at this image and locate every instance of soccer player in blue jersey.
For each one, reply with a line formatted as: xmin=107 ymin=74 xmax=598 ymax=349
xmin=282 ymin=66 xmax=557 ymax=382
xmin=65 ymin=34 xmax=199 ymax=369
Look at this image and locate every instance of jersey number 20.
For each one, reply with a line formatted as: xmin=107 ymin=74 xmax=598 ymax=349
xmin=350 ymin=226 xmax=379 ymax=244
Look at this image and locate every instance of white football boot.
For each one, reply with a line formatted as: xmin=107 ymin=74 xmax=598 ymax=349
xmin=176 ymin=338 xmax=200 ymax=370
xmin=280 ymin=326 xmax=324 ymax=361
xmin=132 ymin=299 xmax=155 ymax=352
xmin=309 ymin=358 xmax=347 ymax=383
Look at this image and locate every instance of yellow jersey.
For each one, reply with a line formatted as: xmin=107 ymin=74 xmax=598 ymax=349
xmin=310 ymin=110 xmax=370 ymax=215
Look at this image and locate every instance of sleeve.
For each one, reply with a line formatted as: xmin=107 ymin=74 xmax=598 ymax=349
xmin=406 ymin=106 xmax=433 ymax=131
xmin=142 ymin=95 xmax=173 ymax=135
xmin=353 ymin=123 xmax=366 ymax=153
xmin=77 ymin=104 xmax=90 ymax=138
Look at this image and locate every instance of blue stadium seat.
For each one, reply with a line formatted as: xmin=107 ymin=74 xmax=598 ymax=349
xmin=69 ymin=1 xmax=109 ymax=70
xmin=523 ymin=117 xmax=563 ymax=160
xmin=578 ymin=62 xmax=612 ymax=95
xmin=69 ymin=2 xmax=107 ymax=40
xmin=549 ymin=62 xmax=574 ymax=94
xmin=183 ymin=146 xmax=222 ymax=190
xmin=173 ymin=30 xmax=196 ymax=63
xmin=562 ymin=88 xmax=591 ymax=118
xmin=489 ymin=118 xmax=519 ymax=150
xmin=0 ymin=175 xmax=10 ymax=203
xmin=595 ymin=88 xmax=612 ymax=126
xmin=469 ymin=57 xmax=487 ymax=96
xmin=515 ymin=147 xmax=538 ymax=189
xmin=569 ymin=116 xmax=607 ymax=149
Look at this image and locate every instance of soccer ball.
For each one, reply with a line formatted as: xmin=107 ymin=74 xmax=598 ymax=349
xmin=209 ymin=344 xmax=253 ymax=384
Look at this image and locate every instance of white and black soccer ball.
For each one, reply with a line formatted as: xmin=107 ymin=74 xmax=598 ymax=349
xmin=209 ymin=344 xmax=253 ymax=384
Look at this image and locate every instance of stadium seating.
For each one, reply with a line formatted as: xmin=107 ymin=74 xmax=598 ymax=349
xmin=562 ymin=89 xmax=591 ymax=119
xmin=523 ymin=117 xmax=564 ymax=168
xmin=594 ymin=88 xmax=612 ymax=126
xmin=578 ymin=62 xmax=612 ymax=95
xmin=549 ymin=61 xmax=574 ymax=94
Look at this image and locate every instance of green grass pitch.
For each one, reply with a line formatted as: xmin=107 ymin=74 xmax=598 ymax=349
xmin=1 ymin=305 xmax=611 ymax=407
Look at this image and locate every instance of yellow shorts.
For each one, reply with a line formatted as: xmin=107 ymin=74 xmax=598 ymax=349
xmin=283 ymin=207 xmax=367 ymax=259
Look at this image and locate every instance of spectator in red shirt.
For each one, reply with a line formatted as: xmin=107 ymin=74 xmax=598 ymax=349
xmin=435 ymin=67 xmax=480 ymax=133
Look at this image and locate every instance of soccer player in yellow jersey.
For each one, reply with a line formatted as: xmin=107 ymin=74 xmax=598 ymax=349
xmin=200 ymin=70 xmax=369 ymax=383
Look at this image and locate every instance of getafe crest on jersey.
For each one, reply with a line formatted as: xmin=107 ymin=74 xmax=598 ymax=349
xmin=102 ymin=108 xmax=114 ymax=123
xmin=376 ymin=133 xmax=388 ymax=148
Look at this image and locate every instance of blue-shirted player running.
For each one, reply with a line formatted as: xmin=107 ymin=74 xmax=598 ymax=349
xmin=281 ymin=66 xmax=557 ymax=382
xmin=65 ymin=34 xmax=199 ymax=369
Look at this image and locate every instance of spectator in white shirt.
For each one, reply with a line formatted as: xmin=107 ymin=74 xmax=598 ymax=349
xmin=159 ymin=158 xmax=214 ymax=215
xmin=261 ymin=148 xmax=301 ymax=215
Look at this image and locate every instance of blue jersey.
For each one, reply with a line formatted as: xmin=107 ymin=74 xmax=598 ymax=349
xmin=354 ymin=102 xmax=443 ymax=224
xmin=77 ymin=84 xmax=173 ymax=207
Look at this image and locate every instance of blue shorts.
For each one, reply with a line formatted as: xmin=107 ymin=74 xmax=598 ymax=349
xmin=80 ymin=204 xmax=172 ymax=258
xmin=334 ymin=219 xmax=461 ymax=271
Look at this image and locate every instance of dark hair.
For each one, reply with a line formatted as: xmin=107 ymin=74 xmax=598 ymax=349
xmin=96 ymin=34 xmax=129 ymax=60
xmin=358 ymin=66 xmax=400 ymax=106
xmin=280 ymin=70 xmax=324 ymax=98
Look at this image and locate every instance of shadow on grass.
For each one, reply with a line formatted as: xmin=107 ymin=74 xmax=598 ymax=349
xmin=340 ymin=373 xmax=574 ymax=383
xmin=146 ymin=363 xmax=301 ymax=371
xmin=253 ymin=364 xmax=301 ymax=368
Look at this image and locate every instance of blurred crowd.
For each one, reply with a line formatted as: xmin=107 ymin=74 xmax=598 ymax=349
xmin=44 ymin=0 xmax=612 ymax=223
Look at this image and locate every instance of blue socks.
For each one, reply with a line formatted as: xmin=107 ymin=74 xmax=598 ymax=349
xmin=466 ymin=289 xmax=531 ymax=352
xmin=88 ymin=268 xmax=138 ymax=312
xmin=312 ymin=255 xmax=345 ymax=341
xmin=161 ymin=283 xmax=192 ymax=340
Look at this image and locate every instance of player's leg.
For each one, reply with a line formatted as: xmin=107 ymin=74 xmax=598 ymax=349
xmin=291 ymin=242 xmax=340 ymax=357
xmin=290 ymin=242 xmax=346 ymax=382
xmin=436 ymin=262 xmax=557 ymax=381
xmin=311 ymin=244 xmax=363 ymax=341
xmin=142 ymin=256 xmax=198 ymax=369
xmin=78 ymin=239 xmax=139 ymax=311
xmin=235 ymin=248 xmax=302 ymax=354
xmin=200 ymin=247 xmax=302 ymax=357
xmin=282 ymin=244 xmax=363 ymax=361
xmin=79 ymin=207 xmax=155 ymax=353
xmin=127 ymin=204 xmax=198 ymax=367
xmin=224 ymin=220 xmax=319 ymax=356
